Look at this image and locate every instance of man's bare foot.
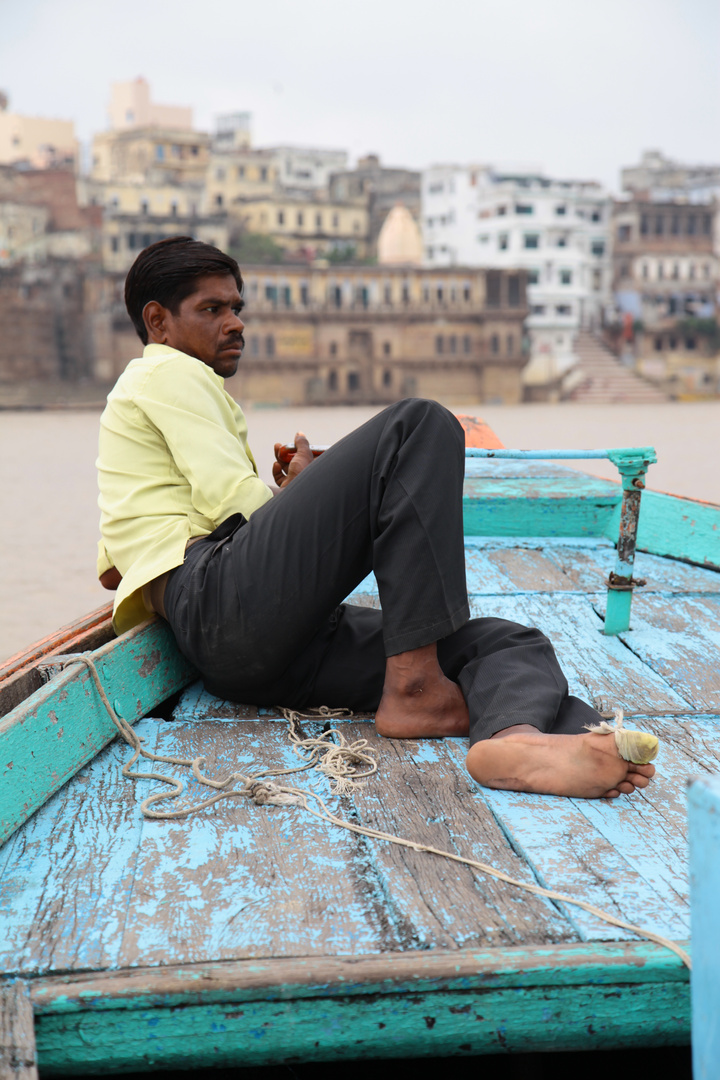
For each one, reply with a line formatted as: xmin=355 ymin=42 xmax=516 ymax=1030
xmin=375 ymin=644 xmax=469 ymax=738
xmin=466 ymin=725 xmax=656 ymax=799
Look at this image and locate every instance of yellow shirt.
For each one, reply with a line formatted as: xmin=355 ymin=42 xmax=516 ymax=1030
xmin=97 ymin=344 xmax=272 ymax=634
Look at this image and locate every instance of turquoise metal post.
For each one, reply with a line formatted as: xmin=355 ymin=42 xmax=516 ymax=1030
xmin=688 ymin=774 xmax=720 ymax=1078
xmin=604 ymin=448 xmax=657 ymax=634
xmin=465 ymin=446 xmax=657 ymax=634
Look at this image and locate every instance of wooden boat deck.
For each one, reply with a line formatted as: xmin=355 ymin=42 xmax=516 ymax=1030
xmin=2 ymin=460 xmax=718 ymax=1071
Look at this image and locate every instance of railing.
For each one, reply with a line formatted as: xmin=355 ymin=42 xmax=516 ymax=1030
xmin=465 ymin=446 xmax=658 ymax=635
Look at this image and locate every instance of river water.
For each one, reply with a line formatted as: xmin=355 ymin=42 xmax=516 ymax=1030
xmin=2 ymin=399 xmax=718 ymax=663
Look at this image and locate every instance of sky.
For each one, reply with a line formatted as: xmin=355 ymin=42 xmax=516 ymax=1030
xmin=1 ymin=0 xmax=718 ymax=192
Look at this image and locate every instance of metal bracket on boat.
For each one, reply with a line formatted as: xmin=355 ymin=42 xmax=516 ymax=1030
xmin=36 ymin=651 xmax=88 ymax=685
xmin=465 ymin=445 xmax=657 ymax=635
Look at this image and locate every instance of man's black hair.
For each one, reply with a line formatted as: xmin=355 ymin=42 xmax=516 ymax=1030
xmin=125 ymin=235 xmax=242 ymax=344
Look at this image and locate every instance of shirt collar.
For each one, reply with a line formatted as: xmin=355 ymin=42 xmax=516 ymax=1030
xmin=142 ymin=343 xmax=225 ymax=387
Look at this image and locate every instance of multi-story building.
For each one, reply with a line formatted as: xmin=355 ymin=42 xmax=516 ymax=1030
xmin=90 ymin=127 xmax=210 ymax=187
xmin=612 ymin=198 xmax=719 ymax=393
xmin=221 ymin=264 xmax=528 ymax=406
xmin=621 ymin=150 xmax=720 ymax=204
xmin=107 ymin=77 xmax=193 ymax=133
xmin=422 ymin=166 xmax=612 ymax=380
xmin=233 ymin=195 xmax=369 ymax=259
xmin=328 ymin=154 xmax=421 ymax=255
xmin=269 ymin=146 xmax=348 ymax=193
xmin=0 ymin=94 xmax=79 ymax=172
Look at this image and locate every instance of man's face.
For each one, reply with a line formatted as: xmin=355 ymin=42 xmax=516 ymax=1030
xmin=155 ymin=273 xmax=245 ymax=378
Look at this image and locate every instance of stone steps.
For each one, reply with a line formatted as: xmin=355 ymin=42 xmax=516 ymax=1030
xmin=562 ymin=331 xmax=670 ymax=403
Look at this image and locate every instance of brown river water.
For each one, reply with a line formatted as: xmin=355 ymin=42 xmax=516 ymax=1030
xmin=1 ymin=400 xmax=718 ymax=663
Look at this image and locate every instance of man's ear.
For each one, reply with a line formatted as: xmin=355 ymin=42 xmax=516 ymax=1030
xmin=143 ymin=300 xmax=169 ymax=343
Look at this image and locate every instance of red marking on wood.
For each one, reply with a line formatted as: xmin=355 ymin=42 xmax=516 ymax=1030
xmin=455 ymin=415 xmax=505 ymax=450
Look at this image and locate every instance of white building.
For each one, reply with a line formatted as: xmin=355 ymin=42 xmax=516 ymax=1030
xmin=422 ymin=166 xmax=612 ymax=379
xmin=269 ymin=146 xmax=348 ymax=192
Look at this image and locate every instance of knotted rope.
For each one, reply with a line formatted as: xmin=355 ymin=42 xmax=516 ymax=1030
xmin=58 ymin=653 xmax=691 ymax=971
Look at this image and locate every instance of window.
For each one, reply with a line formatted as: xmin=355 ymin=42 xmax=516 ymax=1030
xmin=348 ymin=371 xmax=360 ymax=391
xmin=463 ymin=335 xmax=471 ymax=354
xmin=402 ymin=283 xmax=410 ymax=303
xmin=557 ymin=237 xmax=567 ymax=248
xmin=498 ymin=233 xmax=509 ymax=251
xmin=155 ymin=145 xmax=165 ymax=161
xmin=704 ymin=264 xmax=712 ymax=279
xmin=435 ymin=335 xmax=444 ymax=354
xmin=617 ymin=224 xmax=631 ymax=241
xmin=297 ymin=211 xmax=304 ymax=226
xmin=449 ymin=335 xmax=457 ymax=354
xmin=560 ymin=269 xmax=572 ymax=285
xmin=592 ymin=269 xmax=602 ymax=290
xmin=332 ymin=214 xmax=339 ymax=228
xmin=524 ymin=234 xmax=539 ymax=249
xmin=423 ymin=285 xmax=430 ymax=302
xmin=328 ymin=370 xmax=338 ymax=390
xmin=486 ymin=271 xmax=501 ymax=307
xmin=531 ymin=304 xmax=546 ymax=315
xmin=281 ymin=286 xmax=291 ymax=306
xmin=591 ymin=240 xmax=605 ymax=256
xmin=689 ymin=263 xmax=696 ymax=281
xmin=110 ymin=236 xmax=119 ymax=253
xmin=216 ymin=167 xmax=226 ymax=181
xmin=141 ymin=199 xmax=149 ymax=215
xmin=702 ymin=215 xmax=712 ymax=236
xmin=591 ymin=209 xmax=602 ymax=223
xmin=687 ymin=216 xmax=697 ymax=235
xmin=250 ymin=336 xmax=259 ymax=355
xmin=640 ymin=214 xmax=649 ymax=236
xmin=555 ymin=304 xmax=572 ymax=315
xmin=300 ymin=284 xmax=309 ymax=305
xmin=555 ymin=205 xmax=566 ymax=216
xmin=277 ymin=210 xmax=285 ymax=225
xmin=642 ymin=263 xmax=649 ymax=280
xmin=383 ymin=341 xmax=391 ymax=356
xmin=685 ymin=337 xmax=696 ymax=350
xmin=265 ymin=284 xmax=277 ymax=303
xmin=527 ymin=268 xmax=540 ymax=285
xmin=260 ymin=167 xmax=268 ymax=181
xmin=672 ymin=263 xmax=680 ymax=280
xmin=382 ymin=369 xmax=392 ymax=387
xmin=508 ymin=275 xmax=521 ymax=306
xmin=654 ymin=336 xmax=663 ymax=352
xmin=127 ymin=232 xmax=137 ymax=249
xmin=463 ymin=284 xmax=471 ymax=301
xmin=657 ymin=262 xmax=664 ymax=280
xmin=506 ymin=334 xmax=514 ymax=355
xmin=237 ymin=165 xmax=245 ymax=178
xmin=384 ymin=284 xmax=392 ymax=304
xmin=515 ymin=204 xmax=533 ymax=214
xmin=329 ymin=341 xmax=337 ymax=356
xmin=265 ymin=335 xmax=275 ymax=356
xmin=215 ymin=194 xmax=223 ymax=207
xmin=171 ymin=145 xmax=181 ymax=158
xmin=490 ymin=334 xmax=500 ymax=354
xmin=671 ymin=214 xmax=680 ymax=235
xmin=497 ymin=205 xmax=506 ymax=216
xmin=332 ymin=286 xmax=342 ymax=307
xmin=619 ymin=262 xmax=630 ymax=279
xmin=316 ymin=213 xmax=323 ymax=229
xmin=655 ymin=215 xmax=664 ymax=236
xmin=170 ymin=201 xmax=178 ymax=218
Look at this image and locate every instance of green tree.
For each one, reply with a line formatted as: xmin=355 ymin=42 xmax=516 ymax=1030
xmin=230 ymin=233 xmax=285 ymax=265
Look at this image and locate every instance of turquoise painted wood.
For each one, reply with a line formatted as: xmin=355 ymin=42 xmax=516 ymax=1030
xmin=463 ymin=476 xmax=620 ymax=538
xmin=33 ymin=975 xmax=689 ymax=1074
xmin=623 ymin=489 xmax=720 ymax=571
xmin=688 ymin=774 xmax=720 ymax=1079
xmin=0 ymin=619 xmax=196 ymax=845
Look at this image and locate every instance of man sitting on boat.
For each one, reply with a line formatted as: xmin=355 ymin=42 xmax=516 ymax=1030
xmin=96 ymin=236 xmax=656 ymax=801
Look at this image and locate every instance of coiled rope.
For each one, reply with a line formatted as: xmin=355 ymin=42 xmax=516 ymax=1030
xmin=60 ymin=653 xmax=691 ymax=971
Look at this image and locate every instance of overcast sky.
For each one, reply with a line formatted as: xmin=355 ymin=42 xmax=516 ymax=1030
xmin=1 ymin=0 xmax=718 ymax=192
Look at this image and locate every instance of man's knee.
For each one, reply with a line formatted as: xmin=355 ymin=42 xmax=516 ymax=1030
xmin=388 ymin=397 xmax=465 ymax=446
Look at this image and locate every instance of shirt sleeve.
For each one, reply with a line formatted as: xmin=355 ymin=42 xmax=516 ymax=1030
xmin=134 ymin=356 xmax=272 ymax=525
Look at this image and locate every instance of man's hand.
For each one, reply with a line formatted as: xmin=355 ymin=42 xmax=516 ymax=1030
xmin=273 ymin=431 xmax=314 ymax=488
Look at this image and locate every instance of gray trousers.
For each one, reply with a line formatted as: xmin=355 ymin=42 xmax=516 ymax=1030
xmin=163 ymin=398 xmax=601 ymax=744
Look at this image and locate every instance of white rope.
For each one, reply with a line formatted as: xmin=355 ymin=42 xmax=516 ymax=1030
xmin=63 ymin=653 xmax=692 ymax=971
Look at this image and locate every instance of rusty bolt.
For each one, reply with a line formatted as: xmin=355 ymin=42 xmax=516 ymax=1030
xmin=632 ymin=478 xmax=645 ymax=489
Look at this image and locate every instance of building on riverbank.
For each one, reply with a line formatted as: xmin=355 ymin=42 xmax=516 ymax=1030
xmin=222 ymin=263 xmax=528 ymax=406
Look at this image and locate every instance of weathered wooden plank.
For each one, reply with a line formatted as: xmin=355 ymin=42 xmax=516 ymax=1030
xmin=0 ymin=983 xmax=37 ymax=1080
xmin=29 ymin=941 xmax=690 ymax=1011
xmin=0 ymin=721 xmax=160 ymax=976
xmin=543 ymin=545 xmax=720 ymax=596
xmin=688 ymin=773 xmax=720 ymax=1078
xmin=0 ymin=619 xmax=197 ymax=846
xmin=116 ymin=720 xmax=386 ymax=968
xmin=596 ymin=594 xmax=720 ymax=712
xmin=467 ymin=593 xmax=690 ymax=715
xmin=33 ymin=975 xmax=689 ymax=1074
xmin=463 ymin=476 xmax=619 ymax=538
xmin=339 ymin=726 xmax=574 ymax=949
xmin=444 ymin=738 xmax=690 ymax=943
